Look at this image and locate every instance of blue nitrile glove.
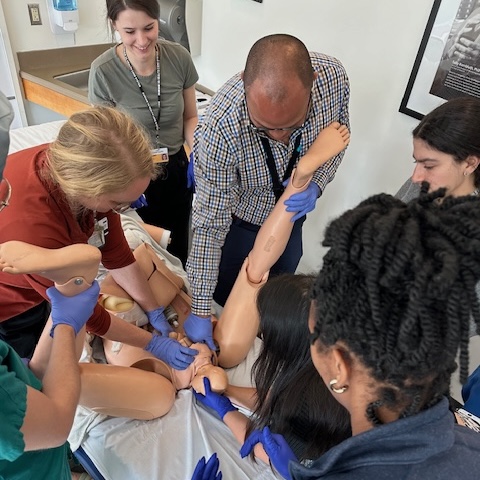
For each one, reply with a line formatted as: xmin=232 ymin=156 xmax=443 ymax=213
xmin=191 ymin=453 xmax=222 ymax=480
xmin=47 ymin=281 xmax=100 ymax=337
xmin=187 ymin=152 xmax=196 ymax=191
xmin=283 ymin=181 xmax=321 ymax=223
xmin=184 ymin=312 xmax=216 ymax=350
xmin=130 ymin=194 xmax=148 ymax=209
xmin=240 ymin=426 xmax=297 ymax=480
xmin=145 ymin=334 xmax=198 ymax=370
xmin=146 ymin=306 xmax=173 ymax=336
xmin=193 ymin=377 xmax=237 ymax=420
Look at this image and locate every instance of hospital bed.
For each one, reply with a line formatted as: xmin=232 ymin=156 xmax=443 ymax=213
xmin=8 ymin=120 xmax=276 ymax=480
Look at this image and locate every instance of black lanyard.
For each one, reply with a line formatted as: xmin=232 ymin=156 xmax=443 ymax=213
xmin=260 ymin=134 xmax=302 ymax=202
xmin=123 ymin=45 xmax=161 ymax=148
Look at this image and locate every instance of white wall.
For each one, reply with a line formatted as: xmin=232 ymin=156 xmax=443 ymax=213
xmin=193 ymin=0 xmax=434 ymax=272
xmin=0 ymin=0 xmax=110 ymax=124
xmin=1 ymin=0 xmax=109 ymax=52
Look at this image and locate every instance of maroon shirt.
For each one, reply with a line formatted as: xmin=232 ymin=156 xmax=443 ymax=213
xmin=0 ymin=144 xmax=135 ymax=335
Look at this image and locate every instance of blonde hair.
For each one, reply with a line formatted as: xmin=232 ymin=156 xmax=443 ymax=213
xmin=46 ymin=106 xmax=158 ymax=201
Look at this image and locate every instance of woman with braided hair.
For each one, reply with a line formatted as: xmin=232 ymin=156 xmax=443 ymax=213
xmin=242 ymin=189 xmax=480 ymax=479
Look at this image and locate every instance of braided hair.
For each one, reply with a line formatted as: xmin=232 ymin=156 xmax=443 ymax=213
xmin=310 ymin=187 xmax=480 ymax=425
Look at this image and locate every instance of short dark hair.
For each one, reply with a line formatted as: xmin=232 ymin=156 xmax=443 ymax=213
xmin=243 ymin=34 xmax=314 ymax=92
xmin=413 ymin=97 xmax=480 ymax=188
xmin=311 ymin=189 xmax=480 ymax=426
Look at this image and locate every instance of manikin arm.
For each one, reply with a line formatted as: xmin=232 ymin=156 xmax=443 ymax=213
xmin=216 ymin=122 xmax=350 ymax=368
xmin=246 ymin=122 xmax=350 ymax=283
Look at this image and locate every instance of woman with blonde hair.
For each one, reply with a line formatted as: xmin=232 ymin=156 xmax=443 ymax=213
xmin=0 ymin=106 xmax=197 ymax=370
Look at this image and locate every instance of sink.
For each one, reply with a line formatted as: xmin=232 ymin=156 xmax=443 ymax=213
xmin=54 ymin=68 xmax=90 ymax=91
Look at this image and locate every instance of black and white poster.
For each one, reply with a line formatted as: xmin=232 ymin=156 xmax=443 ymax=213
xmin=400 ymin=0 xmax=480 ymax=119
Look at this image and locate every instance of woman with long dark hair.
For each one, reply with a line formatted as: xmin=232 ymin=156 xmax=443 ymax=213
xmin=194 ymin=273 xmax=350 ymax=465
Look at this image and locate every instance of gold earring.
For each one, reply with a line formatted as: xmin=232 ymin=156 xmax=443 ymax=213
xmin=329 ymin=378 xmax=348 ymax=394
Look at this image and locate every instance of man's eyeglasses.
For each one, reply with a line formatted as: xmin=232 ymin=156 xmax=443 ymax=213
xmin=247 ymin=96 xmax=312 ymax=138
xmin=0 ymin=178 xmax=11 ymax=212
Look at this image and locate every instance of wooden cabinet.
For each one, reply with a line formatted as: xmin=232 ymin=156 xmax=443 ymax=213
xmin=21 ymin=78 xmax=89 ymax=117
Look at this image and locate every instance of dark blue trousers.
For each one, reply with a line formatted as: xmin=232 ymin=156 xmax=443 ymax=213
xmin=213 ymin=215 xmax=305 ymax=307
xmin=0 ymin=301 xmax=51 ymax=358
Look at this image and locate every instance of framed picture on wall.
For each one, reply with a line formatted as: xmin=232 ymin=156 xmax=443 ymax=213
xmin=399 ymin=0 xmax=480 ymax=120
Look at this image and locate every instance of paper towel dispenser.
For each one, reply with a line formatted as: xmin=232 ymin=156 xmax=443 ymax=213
xmin=158 ymin=0 xmax=190 ymax=51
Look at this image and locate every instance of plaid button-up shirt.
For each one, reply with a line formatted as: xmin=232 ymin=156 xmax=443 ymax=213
xmin=187 ymin=52 xmax=350 ymax=315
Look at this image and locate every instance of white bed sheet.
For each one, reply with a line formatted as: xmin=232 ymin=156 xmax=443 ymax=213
xmin=71 ymin=339 xmax=276 ymax=480
xmin=8 ymin=120 xmax=65 ymax=154
xmin=8 ymin=121 xmax=276 ymax=480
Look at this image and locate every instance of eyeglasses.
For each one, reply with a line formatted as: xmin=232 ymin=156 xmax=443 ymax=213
xmin=111 ymin=202 xmax=132 ymax=214
xmin=247 ymin=95 xmax=312 ymax=138
xmin=0 ymin=178 xmax=11 ymax=212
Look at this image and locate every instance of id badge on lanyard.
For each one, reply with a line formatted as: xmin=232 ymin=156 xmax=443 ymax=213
xmin=152 ymin=147 xmax=169 ymax=164
xmin=88 ymin=217 xmax=108 ymax=248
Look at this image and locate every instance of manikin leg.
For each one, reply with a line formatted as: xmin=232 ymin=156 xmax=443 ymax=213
xmin=78 ymin=363 xmax=176 ymax=420
xmin=0 ymin=241 xmax=101 ymax=296
xmin=0 ymin=241 xmax=178 ymax=420
xmin=215 ymin=122 xmax=350 ymax=368
xmin=0 ymin=242 xmax=102 ymax=366
xmin=99 ymin=243 xmax=189 ymax=331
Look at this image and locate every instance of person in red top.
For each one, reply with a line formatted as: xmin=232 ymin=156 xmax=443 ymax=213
xmin=0 ymin=106 xmax=197 ymax=369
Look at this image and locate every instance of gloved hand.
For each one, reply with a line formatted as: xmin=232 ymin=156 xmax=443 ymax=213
xmin=283 ymin=181 xmax=320 ymax=222
xmin=146 ymin=306 xmax=173 ymax=336
xmin=191 ymin=453 xmax=222 ymax=480
xmin=187 ymin=152 xmax=196 ymax=191
xmin=193 ymin=377 xmax=237 ymax=420
xmin=184 ymin=312 xmax=216 ymax=350
xmin=47 ymin=281 xmax=100 ymax=337
xmin=240 ymin=426 xmax=297 ymax=480
xmin=130 ymin=194 xmax=148 ymax=210
xmin=145 ymin=334 xmax=198 ymax=370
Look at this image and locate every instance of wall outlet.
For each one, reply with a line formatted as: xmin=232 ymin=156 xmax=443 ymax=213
xmin=28 ymin=4 xmax=42 ymax=26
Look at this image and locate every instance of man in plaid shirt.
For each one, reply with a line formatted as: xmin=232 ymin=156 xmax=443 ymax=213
xmin=185 ymin=34 xmax=350 ymax=349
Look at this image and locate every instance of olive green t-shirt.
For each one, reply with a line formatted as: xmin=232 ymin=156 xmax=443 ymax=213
xmin=89 ymin=39 xmax=199 ymax=154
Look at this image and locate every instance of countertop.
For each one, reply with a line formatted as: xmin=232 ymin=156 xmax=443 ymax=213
xmin=17 ymin=43 xmax=113 ymax=105
xmin=17 ymin=43 xmax=215 ymax=112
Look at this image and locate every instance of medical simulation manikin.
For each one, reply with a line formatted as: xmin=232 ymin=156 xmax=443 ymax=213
xmin=215 ymin=122 xmax=350 ymax=368
xmin=97 ymin=242 xmax=229 ymax=398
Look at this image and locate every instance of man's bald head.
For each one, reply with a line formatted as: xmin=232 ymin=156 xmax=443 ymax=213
xmin=243 ymin=34 xmax=314 ymax=102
